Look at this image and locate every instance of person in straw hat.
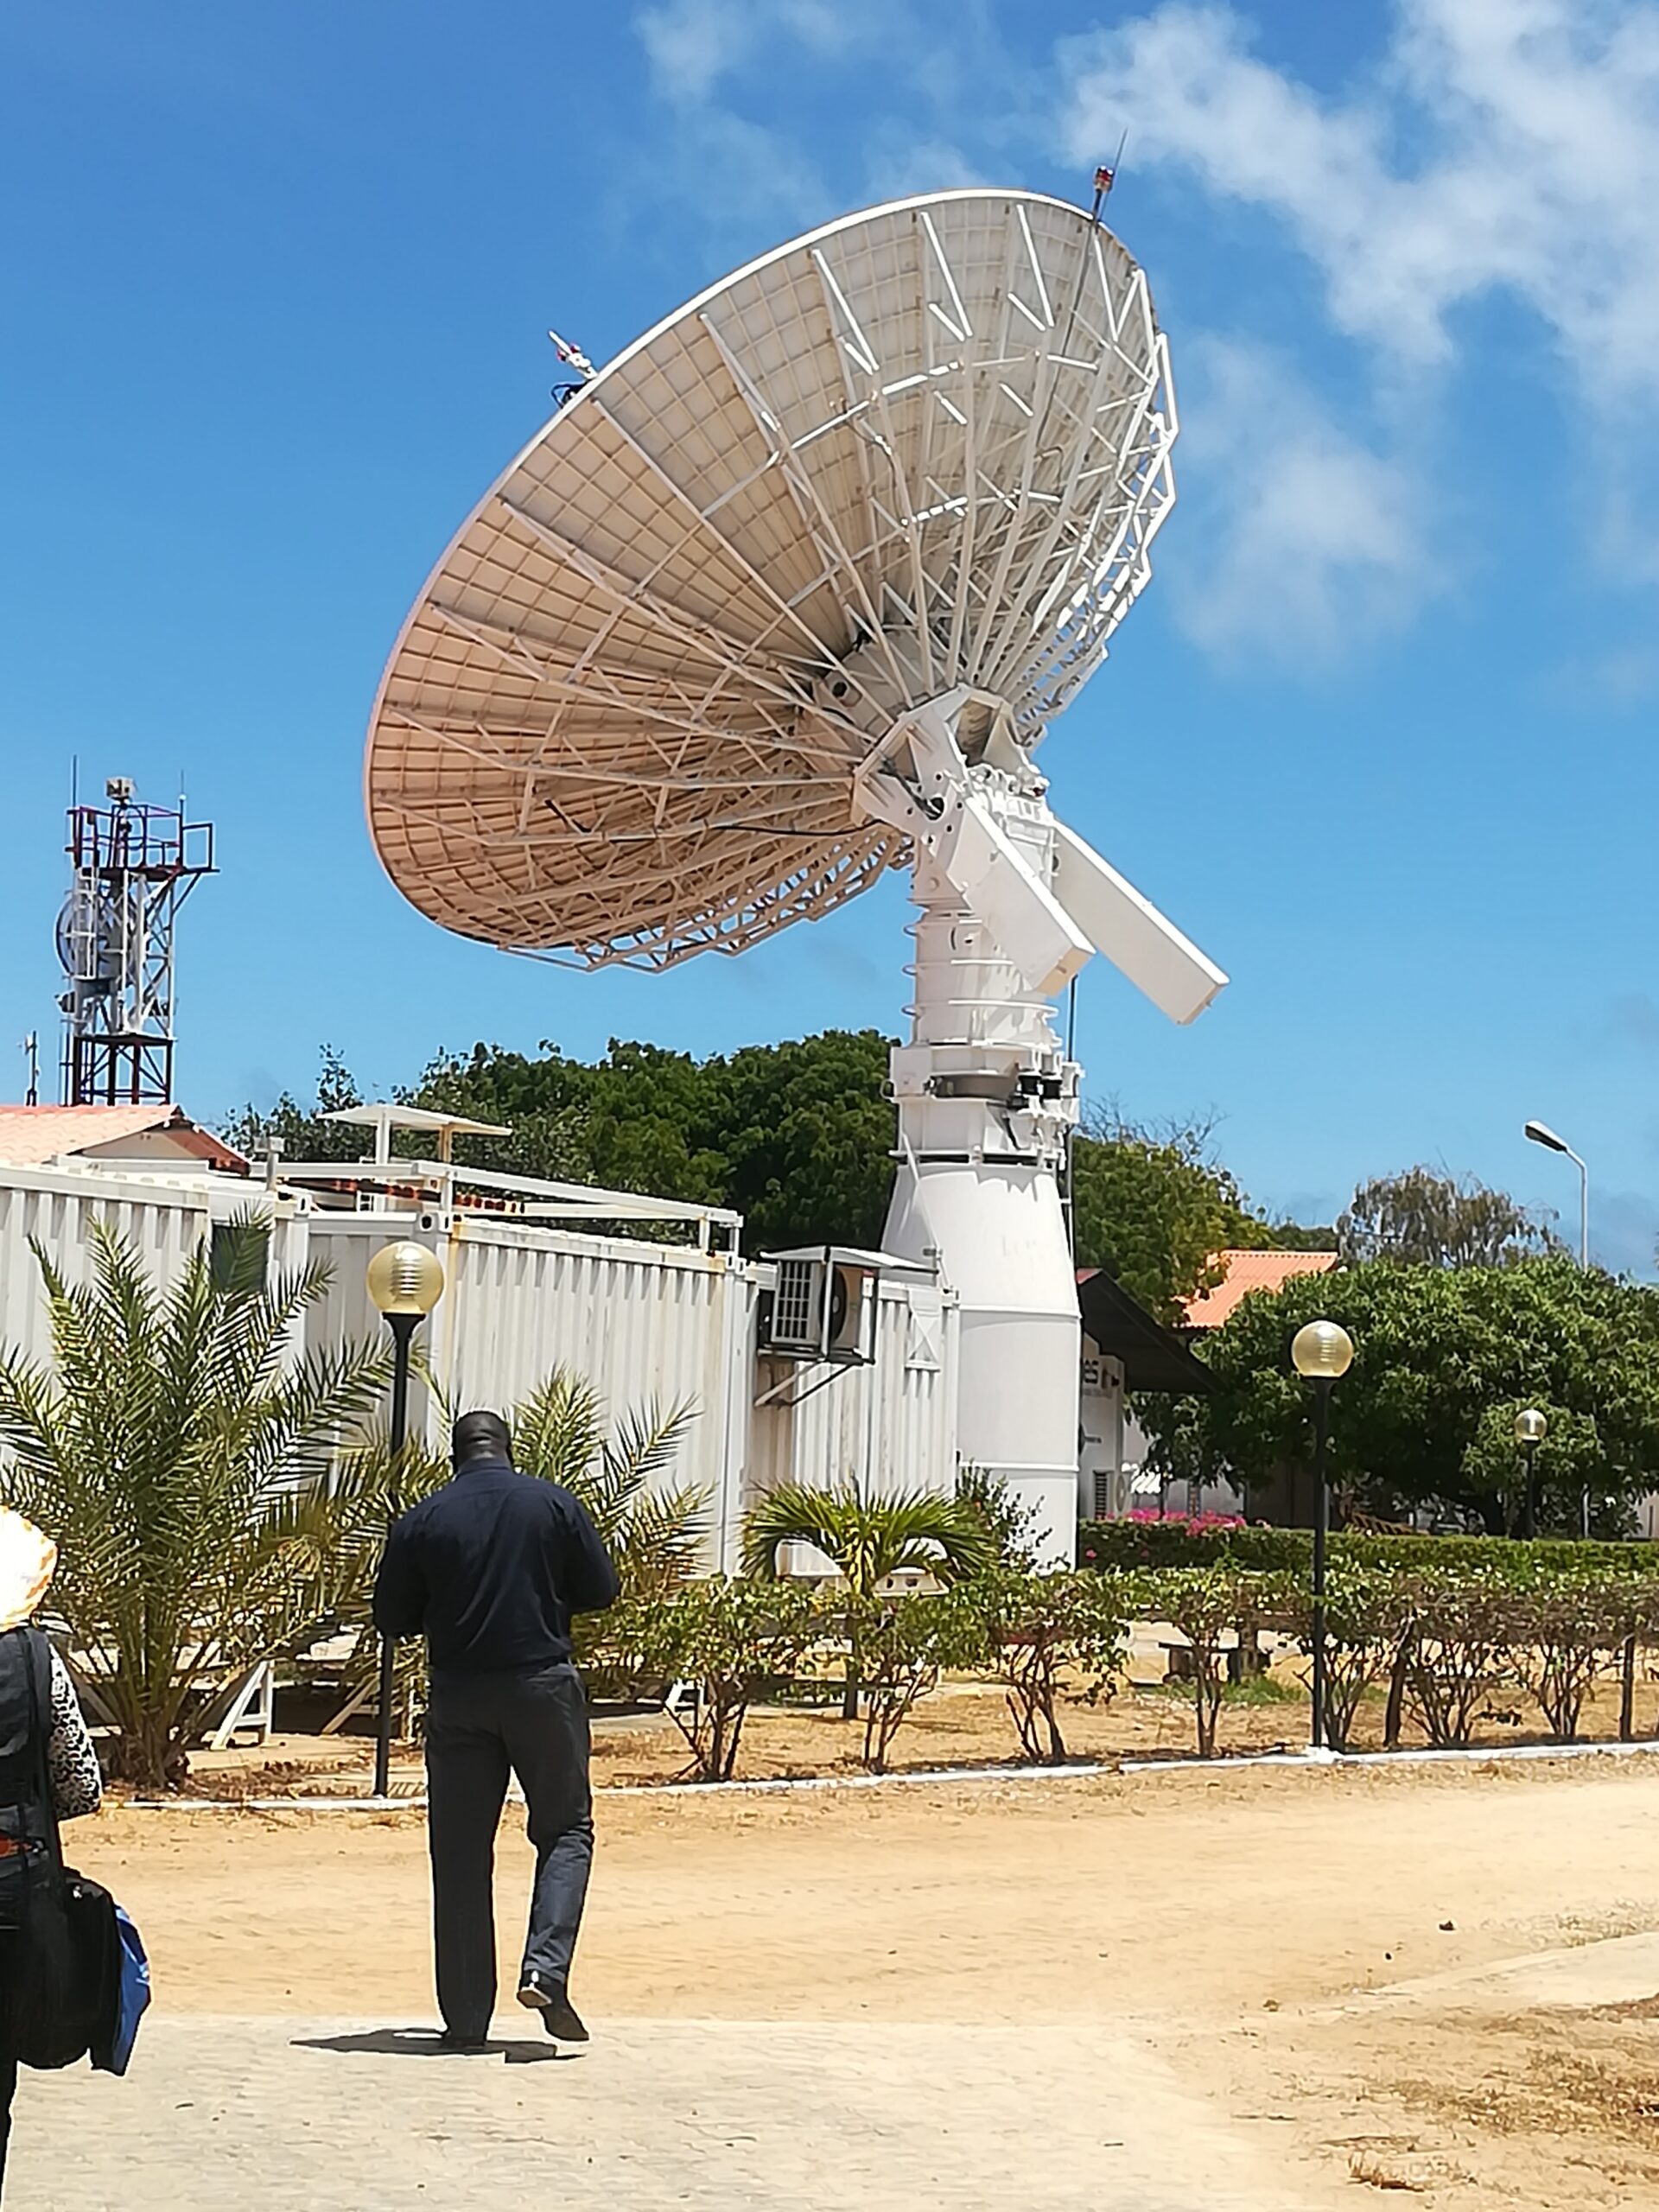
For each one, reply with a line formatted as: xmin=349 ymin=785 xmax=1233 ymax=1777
xmin=0 ymin=1508 xmax=102 ymax=2190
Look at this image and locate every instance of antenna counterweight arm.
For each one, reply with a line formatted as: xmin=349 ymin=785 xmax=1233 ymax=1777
xmin=853 ymin=690 xmax=1227 ymax=1021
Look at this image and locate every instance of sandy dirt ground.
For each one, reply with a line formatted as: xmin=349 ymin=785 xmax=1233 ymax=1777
xmin=74 ymin=1750 xmax=1659 ymax=2209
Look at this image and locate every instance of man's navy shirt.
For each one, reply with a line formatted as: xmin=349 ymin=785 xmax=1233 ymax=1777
xmin=372 ymin=1457 xmax=620 ymax=1676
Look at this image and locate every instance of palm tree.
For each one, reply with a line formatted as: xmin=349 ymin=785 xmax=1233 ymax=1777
xmin=512 ymin=1369 xmax=703 ymax=1612
xmin=0 ymin=1217 xmax=391 ymax=1789
xmin=335 ymin=1366 xmax=704 ymax=1710
xmin=741 ymin=1479 xmax=994 ymax=1716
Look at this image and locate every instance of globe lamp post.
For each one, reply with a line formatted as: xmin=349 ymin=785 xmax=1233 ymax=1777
xmin=1515 ymin=1407 xmax=1548 ymax=1541
xmin=366 ymin=1241 xmax=445 ymax=1797
xmin=1291 ymin=1319 xmax=1355 ymax=1757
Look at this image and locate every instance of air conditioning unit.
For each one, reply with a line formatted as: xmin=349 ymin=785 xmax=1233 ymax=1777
xmin=760 ymin=1247 xmax=878 ymax=1363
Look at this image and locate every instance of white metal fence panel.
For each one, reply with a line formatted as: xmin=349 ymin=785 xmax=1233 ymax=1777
xmin=0 ymin=1164 xmax=958 ymax=1574
xmin=0 ymin=1164 xmax=212 ymax=1370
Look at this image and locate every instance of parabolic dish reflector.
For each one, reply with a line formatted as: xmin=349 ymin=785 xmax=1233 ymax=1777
xmin=365 ymin=188 xmax=1176 ymax=967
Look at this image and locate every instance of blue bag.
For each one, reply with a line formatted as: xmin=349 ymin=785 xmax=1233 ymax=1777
xmin=93 ymin=1904 xmax=150 ymax=2076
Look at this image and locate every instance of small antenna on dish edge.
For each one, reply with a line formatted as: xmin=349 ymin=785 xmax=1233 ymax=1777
xmin=1090 ymin=133 xmax=1128 ymax=222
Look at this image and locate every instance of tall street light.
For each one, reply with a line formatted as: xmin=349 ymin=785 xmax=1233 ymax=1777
xmin=366 ymin=1239 xmax=446 ymax=1798
xmin=1291 ymin=1319 xmax=1356 ymax=1758
xmin=1523 ymin=1122 xmax=1589 ymax=1533
xmin=1523 ymin=1120 xmax=1588 ymax=1268
xmin=1515 ymin=1407 xmax=1548 ymax=1540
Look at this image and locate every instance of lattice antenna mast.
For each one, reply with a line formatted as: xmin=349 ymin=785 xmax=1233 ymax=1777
xmin=56 ymin=777 xmax=216 ymax=1105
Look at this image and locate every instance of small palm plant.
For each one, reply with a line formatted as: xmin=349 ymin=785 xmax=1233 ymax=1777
xmin=0 ymin=1217 xmax=391 ymax=1789
xmin=741 ymin=1479 xmax=994 ymax=1716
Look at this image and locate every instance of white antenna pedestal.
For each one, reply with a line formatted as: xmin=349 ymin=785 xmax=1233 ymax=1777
xmin=858 ymin=689 xmax=1227 ymax=1565
xmin=882 ymin=843 xmax=1084 ymax=1565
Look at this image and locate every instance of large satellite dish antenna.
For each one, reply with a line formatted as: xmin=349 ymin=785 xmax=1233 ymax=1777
xmin=365 ymin=188 xmax=1226 ymax=1560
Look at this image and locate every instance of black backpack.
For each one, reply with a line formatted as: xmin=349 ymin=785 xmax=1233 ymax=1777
xmin=0 ymin=1625 xmax=119 ymax=2071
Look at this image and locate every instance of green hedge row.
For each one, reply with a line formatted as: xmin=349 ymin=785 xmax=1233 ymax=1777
xmin=1077 ymin=1519 xmax=1659 ymax=1580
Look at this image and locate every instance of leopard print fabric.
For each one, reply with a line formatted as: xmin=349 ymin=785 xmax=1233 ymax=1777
xmin=46 ymin=1646 xmax=102 ymax=1820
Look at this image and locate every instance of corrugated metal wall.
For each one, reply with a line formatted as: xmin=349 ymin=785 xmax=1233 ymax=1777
xmin=304 ymin=1213 xmax=759 ymax=1562
xmin=0 ymin=1163 xmax=321 ymax=1374
xmin=0 ymin=1164 xmax=213 ymax=1368
xmin=747 ymin=1279 xmax=959 ymax=1516
xmin=0 ymin=1165 xmax=959 ymax=1569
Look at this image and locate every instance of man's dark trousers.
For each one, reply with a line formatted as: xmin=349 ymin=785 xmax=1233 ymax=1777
xmin=424 ymin=1661 xmax=593 ymax=2042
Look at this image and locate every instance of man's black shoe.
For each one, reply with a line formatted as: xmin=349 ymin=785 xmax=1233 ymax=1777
xmin=518 ymin=1971 xmax=589 ymax=2042
xmin=439 ymin=2027 xmax=491 ymax=2050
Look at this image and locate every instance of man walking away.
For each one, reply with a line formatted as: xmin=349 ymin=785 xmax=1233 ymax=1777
xmin=373 ymin=1410 xmax=619 ymax=2050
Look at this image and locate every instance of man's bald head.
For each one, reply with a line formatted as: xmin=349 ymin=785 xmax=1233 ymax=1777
xmin=452 ymin=1410 xmax=512 ymax=1468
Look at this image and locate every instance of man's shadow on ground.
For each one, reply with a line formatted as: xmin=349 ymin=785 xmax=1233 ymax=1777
xmin=294 ymin=2028 xmax=575 ymax=2066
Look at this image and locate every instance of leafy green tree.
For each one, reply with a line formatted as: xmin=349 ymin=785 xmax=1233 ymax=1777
xmin=1338 ymin=1166 xmax=1556 ymax=1268
xmin=241 ymin=1032 xmax=896 ymax=1253
xmin=410 ymin=1048 xmax=593 ymax=1182
xmin=226 ymin=1045 xmax=592 ymax=1183
xmin=222 ymin=1046 xmax=372 ymax=1166
xmin=0 ymin=1217 xmax=390 ymax=1789
xmin=715 ymin=1030 xmax=895 ymax=1250
xmin=1141 ymin=1258 xmax=1659 ymax=1534
xmin=1070 ymin=1110 xmax=1288 ymax=1322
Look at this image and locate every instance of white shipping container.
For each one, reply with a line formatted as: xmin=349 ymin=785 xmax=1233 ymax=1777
xmin=0 ymin=1160 xmax=961 ymax=1570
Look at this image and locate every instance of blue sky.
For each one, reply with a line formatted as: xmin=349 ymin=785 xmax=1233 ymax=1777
xmin=3 ymin=1 xmax=1656 ymax=1265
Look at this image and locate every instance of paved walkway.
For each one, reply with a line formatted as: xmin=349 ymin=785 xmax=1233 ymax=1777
xmin=10 ymin=2014 xmax=1335 ymax=2209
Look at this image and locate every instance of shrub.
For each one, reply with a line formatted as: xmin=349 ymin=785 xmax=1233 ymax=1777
xmin=1400 ymin=1567 xmax=1517 ymax=1747
xmin=954 ymin=1465 xmax=1041 ymax=1570
xmin=606 ymin=1578 xmax=820 ymax=1782
xmin=848 ymin=1594 xmax=982 ymax=1773
xmin=1142 ymin=1567 xmax=1300 ymax=1758
xmin=741 ymin=1479 xmax=994 ymax=1719
xmin=1288 ymin=1562 xmax=1416 ymax=1752
xmin=946 ymin=1569 xmax=1136 ymax=1764
xmin=1079 ymin=1517 xmax=1306 ymax=1573
xmin=1503 ymin=1572 xmax=1623 ymax=1742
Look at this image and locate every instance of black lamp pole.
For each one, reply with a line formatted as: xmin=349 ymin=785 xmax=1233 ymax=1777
xmin=373 ymin=1309 xmax=420 ymax=1800
xmin=1309 ymin=1376 xmax=1333 ymax=1756
xmin=1522 ymin=1438 xmax=1539 ymax=1541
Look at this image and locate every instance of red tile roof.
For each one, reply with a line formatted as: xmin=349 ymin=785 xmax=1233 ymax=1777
xmin=0 ymin=1104 xmax=246 ymax=1172
xmin=1183 ymin=1248 xmax=1338 ymax=1329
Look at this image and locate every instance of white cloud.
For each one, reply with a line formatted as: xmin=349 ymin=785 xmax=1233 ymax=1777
xmin=1171 ymin=337 xmax=1433 ymax=662
xmin=632 ymin=0 xmax=1017 ymax=232
xmin=1059 ymin=1 xmax=1659 ymax=660
xmin=639 ymin=0 xmax=873 ymax=105
xmin=1062 ymin=0 xmax=1659 ymax=404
